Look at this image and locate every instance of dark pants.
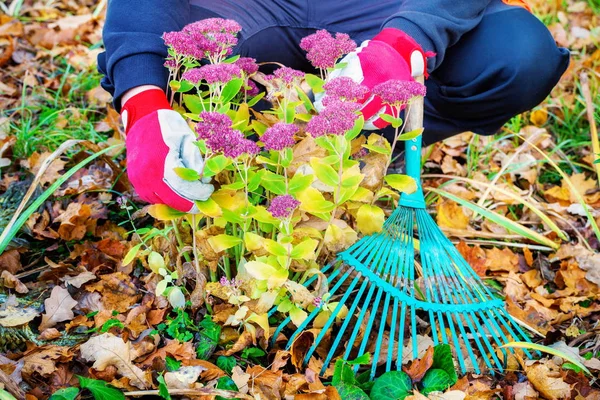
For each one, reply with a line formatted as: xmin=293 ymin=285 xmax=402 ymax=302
xmin=190 ymin=0 xmax=570 ymax=144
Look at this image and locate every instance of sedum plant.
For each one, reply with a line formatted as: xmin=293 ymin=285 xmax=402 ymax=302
xmin=129 ymin=19 xmax=426 ymax=335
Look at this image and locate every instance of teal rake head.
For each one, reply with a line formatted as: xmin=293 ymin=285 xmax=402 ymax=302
xmin=272 ymin=77 xmax=538 ymax=378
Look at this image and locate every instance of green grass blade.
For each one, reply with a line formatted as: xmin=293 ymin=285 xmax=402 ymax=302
xmin=0 ymin=143 xmax=124 ymax=254
xmin=518 ymin=133 xmax=600 ymax=243
xmin=501 ymin=341 xmax=592 ymax=377
xmin=428 ymin=188 xmax=559 ymax=249
xmin=424 ymin=174 xmax=568 ymax=241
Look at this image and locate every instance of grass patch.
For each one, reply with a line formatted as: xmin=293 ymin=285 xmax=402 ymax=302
xmin=6 ymin=56 xmax=110 ymax=158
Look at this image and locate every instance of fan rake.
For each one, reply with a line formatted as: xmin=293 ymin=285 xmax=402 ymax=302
xmin=272 ymin=77 xmax=538 ymax=379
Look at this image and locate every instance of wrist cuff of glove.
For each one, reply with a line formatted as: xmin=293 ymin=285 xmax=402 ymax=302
xmin=121 ymin=89 xmax=172 ymax=133
xmin=373 ymin=27 xmax=435 ymax=77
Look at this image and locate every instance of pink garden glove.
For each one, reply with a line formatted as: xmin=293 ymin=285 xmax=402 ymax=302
xmin=329 ymin=28 xmax=432 ymax=129
xmin=122 ymin=89 xmax=213 ymax=213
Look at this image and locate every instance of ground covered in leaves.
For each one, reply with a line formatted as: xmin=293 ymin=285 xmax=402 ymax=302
xmin=1 ymin=0 xmax=600 ymax=399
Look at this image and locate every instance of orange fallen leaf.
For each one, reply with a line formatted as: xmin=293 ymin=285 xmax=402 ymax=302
xmin=402 ymin=345 xmax=434 ymax=382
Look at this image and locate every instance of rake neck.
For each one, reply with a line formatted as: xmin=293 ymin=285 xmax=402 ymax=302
xmin=398 ymin=76 xmax=425 ymax=209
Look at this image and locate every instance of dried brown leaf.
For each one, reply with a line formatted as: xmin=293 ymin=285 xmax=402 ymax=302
xmin=39 ymin=286 xmax=77 ymax=330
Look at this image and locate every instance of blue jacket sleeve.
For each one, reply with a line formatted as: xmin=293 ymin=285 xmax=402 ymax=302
xmin=98 ymin=0 xmax=191 ymax=110
xmin=382 ymin=0 xmax=493 ymax=71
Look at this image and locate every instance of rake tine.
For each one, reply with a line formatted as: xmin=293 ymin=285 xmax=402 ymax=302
xmin=284 ymin=263 xmax=358 ymax=349
xmin=341 ymin=237 xmax=396 ymax=363
xmin=306 ymin=231 xmax=395 ymax=367
xmin=374 ymin=209 xmax=411 ymax=377
xmin=418 ymin=212 xmax=502 ymax=372
xmin=354 ymin=236 xmax=402 ymax=374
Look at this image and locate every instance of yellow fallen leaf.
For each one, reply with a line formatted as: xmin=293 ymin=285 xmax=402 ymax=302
xmin=530 ymin=108 xmax=548 ymax=126
xmin=436 ymin=200 xmax=469 ymax=230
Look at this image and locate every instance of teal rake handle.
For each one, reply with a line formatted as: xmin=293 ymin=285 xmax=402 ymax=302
xmin=398 ymin=76 xmax=426 ymax=209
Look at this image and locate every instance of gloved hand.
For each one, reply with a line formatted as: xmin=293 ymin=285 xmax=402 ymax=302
xmin=326 ymin=28 xmax=431 ymax=129
xmin=122 ymin=88 xmax=214 ymax=213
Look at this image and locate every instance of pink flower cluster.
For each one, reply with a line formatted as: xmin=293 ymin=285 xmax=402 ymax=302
xmin=235 ymin=57 xmax=259 ymax=75
xmin=300 ymin=30 xmax=356 ymax=70
xmin=322 ymin=77 xmax=369 ymax=104
xmin=372 ymin=80 xmax=427 ymax=106
xmin=220 ymin=276 xmax=241 ymax=287
xmin=182 ymin=63 xmax=242 ymax=85
xmin=261 ymin=123 xmax=298 ymax=151
xmin=273 ymin=67 xmax=305 ymax=86
xmin=163 ymin=18 xmax=241 ymax=60
xmin=268 ymin=195 xmax=300 ymax=219
xmin=196 ymin=111 xmax=259 ymax=158
xmin=306 ymin=99 xmax=361 ymax=137
xmin=195 ymin=111 xmax=231 ymax=139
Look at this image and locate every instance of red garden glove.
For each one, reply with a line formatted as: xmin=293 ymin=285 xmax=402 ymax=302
xmin=122 ymin=89 xmax=213 ymax=213
xmin=326 ymin=28 xmax=432 ymax=129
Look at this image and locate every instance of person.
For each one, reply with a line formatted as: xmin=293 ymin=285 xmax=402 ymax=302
xmin=98 ymin=0 xmax=570 ymax=213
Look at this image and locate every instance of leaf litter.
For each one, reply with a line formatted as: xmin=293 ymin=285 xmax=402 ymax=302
xmin=0 ymin=0 xmax=600 ymax=399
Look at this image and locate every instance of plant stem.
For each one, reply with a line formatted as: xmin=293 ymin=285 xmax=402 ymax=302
xmin=191 ymin=214 xmax=201 ymax=276
xmin=171 ymin=220 xmax=192 ymax=263
xmin=314 ymin=141 xmax=344 ymax=260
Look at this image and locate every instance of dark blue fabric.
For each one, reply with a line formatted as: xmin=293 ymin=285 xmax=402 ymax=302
xmin=98 ymin=0 xmax=569 ymax=142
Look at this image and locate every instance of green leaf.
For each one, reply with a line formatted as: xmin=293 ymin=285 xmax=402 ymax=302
xmin=345 ymin=116 xmax=365 ymax=140
xmin=216 ymin=376 xmax=239 ymax=400
xmin=157 ymin=374 xmax=172 ymax=400
xmin=332 ymin=359 xmax=356 ymax=386
xmin=305 ymin=73 xmax=324 ymax=94
xmin=165 ymin=356 xmax=182 ymax=372
xmin=198 ymin=315 xmax=221 ymax=342
xmin=247 ymin=91 xmax=266 ymax=107
xmin=264 ymin=239 xmax=288 ymax=257
xmin=195 ymin=197 xmax=222 ymax=218
xmin=385 ymin=174 xmax=417 ymax=194
xmin=172 ymin=79 xmax=194 ymax=93
xmin=363 ymin=144 xmax=391 ymax=156
xmin=49 ymin=387 xmax=79 ymax=400
xmin=295 ymin=86 xmax=315 ymax=112
xmin=431 ymin=344 xmax=458 ymax=384
xmin=174 ymin=167 xmax=201 ymax=181
xmin=204 ymin=155 xmax=231 ymax=177
xmin=221 ymin=78 xmax=244 ymax=104
xmin=562 ymin=362 xmax=583 ymax=374
xmin=371 ymin=371 xmax=413 ymax=400
xmin=122 ymin=243 xmax=142 ymax=266
xmin=335 ymin=383 xmax=369 ymax=400
xmin=100 ymin=318 xmax=124 ymax=333
xmin=420 ymin=369 xmax=454 ymax=395
xmin=208 ymin=234 xmax=243 ymax=253
xmin=397 ymin=128 xmax=424 ymax=141
xmin=260 ymin=171 xmax=286 ymax=195
xmin=78 ymin=376 xmax=125 ymax=400
xmin=217 ymin=355 xmax=237 ymax=375
xmin=288 ymin=173 xmax=314 ymax=195
xmin=380 ymin=113 xmax=403 ymax=128
xmin=183 ymin=94 xmax=209 ymax=114
xmin=280 ymin=147 xmax=293 ymax=168
xmin=290 ymin=239 xmax=318 ymax=260
xmin=223 ymin=54 xmax=241 ymax=63
xmin=347 ymin=353 xmax=371 ymax=366
xmin=310 ymin=158 xmax=339 ymax=187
